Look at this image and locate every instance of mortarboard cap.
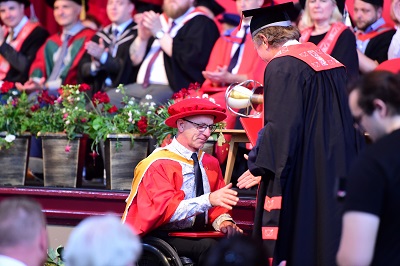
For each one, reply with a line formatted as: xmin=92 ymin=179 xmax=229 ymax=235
xmin=196 ymin=0 xmax=225 ymax=17
xmin=135 ymin=0 xmax=162 ymax=13
xmin=218 ymin=13 xmax=241 ymax=27
xmin=243 ymin=2 xmax=295 ymax=37
xmin=359 ymin=0 xmax=383 ymax=7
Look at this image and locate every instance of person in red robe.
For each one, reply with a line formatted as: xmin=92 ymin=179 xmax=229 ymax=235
xmin=123 ymin=97 xmax=243 ymax=266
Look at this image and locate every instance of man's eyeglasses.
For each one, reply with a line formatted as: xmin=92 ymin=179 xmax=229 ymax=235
xmin=182 ymin=118 xmax=217 ymax=133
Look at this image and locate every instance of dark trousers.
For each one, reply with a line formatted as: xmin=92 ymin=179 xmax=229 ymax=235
xmin=151 ymin=230 xmax=218 ymax=266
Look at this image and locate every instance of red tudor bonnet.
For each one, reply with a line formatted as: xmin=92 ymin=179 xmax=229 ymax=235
xmin=165 ymin=98 xmax=227 ymax=128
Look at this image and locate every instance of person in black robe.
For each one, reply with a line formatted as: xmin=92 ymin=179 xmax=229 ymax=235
xmin=237 ymin=3 xmax=364 ymax=265
xmin=79 ymin=0 xmax=138 ymax=96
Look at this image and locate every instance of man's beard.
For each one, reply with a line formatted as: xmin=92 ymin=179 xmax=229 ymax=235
xmin=163 ymin=2 xmax=190 ymax=19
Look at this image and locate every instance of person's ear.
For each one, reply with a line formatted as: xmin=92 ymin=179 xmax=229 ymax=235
xmin=372 ymin=98 xmax=388 ymax=117
xmin=177 ymin=119 xmax=185 ymax=133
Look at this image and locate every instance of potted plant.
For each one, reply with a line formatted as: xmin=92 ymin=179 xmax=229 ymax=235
xmin=29 ymin=84 xmax=92 ymax=187
xmin=87 ymin=85 xmax=156 ymax=190
xmin=0 ymin=81 xmax=33 ymax=185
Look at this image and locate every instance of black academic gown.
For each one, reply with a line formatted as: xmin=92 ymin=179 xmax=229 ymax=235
xmin=248 ymin=51 xmax=362 ymax=266
xmin=163 ymin=14 xmax=220 ymax=92
xmin=79 ymin=21 xmax=138 ymax=94
xmin=0 ymin=26 xmax=49 ymax=83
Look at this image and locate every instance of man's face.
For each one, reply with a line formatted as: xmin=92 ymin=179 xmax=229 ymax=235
xmin=353 ymin=0 xmax=381 ymax=31
xmin=0 ymin=1 xmax=25 ymax=28
xmin=163 ymin=0 xmax=193 ymax=19
xmin=107 ymin=0 xmax=134 ymax=25
xmin=53 ymin=0 xmax=81 ymax=29
xmin=349 ymin=89 xmax=384 ymax=141
xmin=178 ymin=115 xmax=215 ymax=152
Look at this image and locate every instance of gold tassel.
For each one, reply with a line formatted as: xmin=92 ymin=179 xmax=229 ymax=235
xmin=80 ymin=0 xmax=86 ymax=20
xmin=217 ymin=131 xmax=226 ymax=146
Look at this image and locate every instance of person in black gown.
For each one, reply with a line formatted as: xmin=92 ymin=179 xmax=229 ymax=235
xmin=237 ymin=3 xmax=363 ymax=265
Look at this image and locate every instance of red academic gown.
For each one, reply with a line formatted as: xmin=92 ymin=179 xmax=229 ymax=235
xmin=201 ymin=27 xmax=266 ymax=163
xmin=30 ymin=27 xmax=95 ymax=85
xmin=122 ymin=149 xmax=230 ymax=236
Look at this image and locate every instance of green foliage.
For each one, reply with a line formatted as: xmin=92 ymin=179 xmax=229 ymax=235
xmin=87 ymin=84 xmax=155 ymax=152
xmin=0 ymin=81 xmax=33 ymax=149
xmin=45 ymin=246 xmax=64 ymax=266
xmin=30 ymin=84 xmax=91 ymax=141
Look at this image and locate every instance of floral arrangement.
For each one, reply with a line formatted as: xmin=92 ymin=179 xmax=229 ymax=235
xmin=87 ymin=84 xmax=155 ymax=153
xmin=0 ymin=81 xmax=32 ymax=149
xmin=29 ymin=84 xmax=91 ymax=143
xmin=148 ymin=83 xmax=226 ymax=146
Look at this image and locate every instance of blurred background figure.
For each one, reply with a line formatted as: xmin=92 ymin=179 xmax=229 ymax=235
xmin=82 ymin=13 xmax=102 ymax=30
xmin=205 ymin=235 xmax=266 ymax=266
xmin=63 ymin=215 xmax=142 ymax=266
xmin=388 ymin=0 xmax=400 ymax=59
xmin=196 ymin=0 xmax=225 ymax=19
xmin=299 ymin=0 xmax=359 ymax=83
xmin=0 ymin=197 xmax=48 ymax=266
xmin=218 ymin=12 xmax=240 ymax=35
xmin=353 ymin=0 xmax=396 ymax=73
xmin=0 ymin=0 xmax=49 ymax=84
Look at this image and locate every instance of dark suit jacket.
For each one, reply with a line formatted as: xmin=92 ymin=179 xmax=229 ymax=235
xmin=0 ymin=26 xmax=49 ymax=83
xmin=79 ymin=21 xmax=139 ymax=93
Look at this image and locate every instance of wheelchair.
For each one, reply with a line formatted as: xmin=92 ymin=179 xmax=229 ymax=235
xmin=138 ymin=231 xmax=225 ymax=266
xmin=138 ymin=236 xmax=189 ymax=266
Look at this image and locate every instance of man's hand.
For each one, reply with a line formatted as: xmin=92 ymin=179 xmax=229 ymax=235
xmin=237 ymin=170 xmax=261 ymax=189
xmin=202 ymin=65 xmax=231 ymax=86
xmin=15 ymin=77 xmax=45 ymax=93
xmin=219 ymin=220 xmax=243 ymax=237
xmin=209 ymin=183 xmax=239 ymax=210
xmin=237 ymin=154 xmax=261 ymax=189
xmin=85 ymin=39 xmax=107 ymax=60
xmin=141 ymin=10 xmax=162 ymax=37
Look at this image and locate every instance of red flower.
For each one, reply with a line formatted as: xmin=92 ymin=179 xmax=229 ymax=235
xmin=38 ymin=90 xmax=56 ymax=105
xmin=137 ymin=116 xmax=148 ymax=134
xmin=79 ymin=83 xmax=91 ymax=92
xmin=30 ymin=104 xmax=40 ymax=112
xmin=92 ymin=91 xmax=110 ymax=106
xmin=107 ymin=105 xmax=118 ymax=114
xmin=0 ymin=81 xmax=15 ymax=93
xmin=65 ymin=145 xmax=71 ymax=152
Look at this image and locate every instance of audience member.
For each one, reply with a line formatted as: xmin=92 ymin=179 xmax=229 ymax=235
xmin=63 ymin=215 xmax=142 ymax=266
xmin=218 ymin=13 xmax=241 ymax=35
xmin=388 ymin=0 xmax=400 ymax=59
xmin=353 ymin=0 xmax=396 ymax=73
xmin=0 ymin=0 xmax=49 ymax=84
xmin=107 ymin=0 xmax=220 ymax=107
xmin=205 ymin=235 xmax=266 ymax=266
xmin=238 ymin=3 xmax=361 ymax=265
xmin=82 ymin=13 xmax=102 ymax=31
xmin=122 ymin=97 xmax=243 ymax=266
xmin=0 ymin=197 xmax=48 ymax=266
xmin=201 ymin=0 xmax=266 ymax=165
xmin=195 ymin=0 xmax=225 ymax=19
xmin=79 ymin=0 xmax=138 ymax=94
xmin=337 ymin=71 xmax=400 ymax=266
xmin=299 ymin=0 xmax=359 ymax=83
xmin=15 ymin=0 xmax=95 ymax=95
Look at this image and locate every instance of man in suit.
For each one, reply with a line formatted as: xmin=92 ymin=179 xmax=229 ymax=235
xmin=79 ymin=0 xmax=138 ymax=95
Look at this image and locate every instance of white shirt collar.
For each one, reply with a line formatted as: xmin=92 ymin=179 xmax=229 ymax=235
xmin=0 ymin=255 xmax=27 ymax=266
xmin=9 ymin=16 xmax=28 ymax=39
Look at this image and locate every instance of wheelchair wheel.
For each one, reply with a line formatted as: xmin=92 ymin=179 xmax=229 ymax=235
xmin=138 ymin=236 xmax=183 ymax=266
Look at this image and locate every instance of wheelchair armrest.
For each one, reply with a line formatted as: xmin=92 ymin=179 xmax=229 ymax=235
xmin=167 ymin=231 xmax=225 ymax=238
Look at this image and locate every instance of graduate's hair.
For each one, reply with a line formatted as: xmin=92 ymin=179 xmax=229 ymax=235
xmin=253 ymin=26 xmax=300 ymax=49
xmin=352 ymin=70 xmax=400 ymax=115
xmin=300 ymin=0 xmax=343 ymax=28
